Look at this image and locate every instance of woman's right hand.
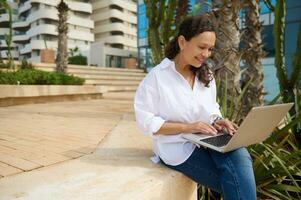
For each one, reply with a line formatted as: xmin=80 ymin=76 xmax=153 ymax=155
xmin=187 ymin=121 xmax=218 ymax=135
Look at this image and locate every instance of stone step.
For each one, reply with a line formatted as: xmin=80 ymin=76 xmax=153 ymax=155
xmin=85 ymin=79 xmax=141 ymax=86
xmin=0 ymin=85 xmax=107 ymax=99
xmin=36 ymin=67 xmax=146 ymax=77
xmin=0 ymin=85 xmax=108 ymax=107
xmin=35 ymin=64 xmax=145 ymax=73
xmin=106 ymin=85 xmax=138 ymax=92
xmin=70 ymin=70 xmax=146 ymax=77
xmin=65 ymin=74 xmax=144 ymax=81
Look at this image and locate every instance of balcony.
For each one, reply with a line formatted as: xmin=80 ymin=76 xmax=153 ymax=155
xmin=28 ymin=9 xmax=93 ymax=29
xmin=27 ymin=24 xmax=57 ymax=37
xmin=1 ymin=49 xmax=19 ymax=58
xmin=0 ymin=39 xmax=17 ymax=49
xmin=13 ymin=32 xmax=30 ymax=43
xmin=68 ymin=30 xmax=94 ymax=42
xmin=0 ymin=13 xmax=9 ymax=24
xmin=20 ymin=43 xmax=31 ymax=54
xmin=12 ymin=20 xmax=30 ymax=29
xmin=18 ymin=0 xmax=31 ymax=15
xmin=93 ymin=0 xmax=137 ymax=13
xmin=0 ymin=28 xmax=9 ymax=34
xmin=94 ymin=23 xmax=136 ymax=36
xmin=93 ymin=9 xmax=137 ymax=24
xmin=29 ymin=0 xmax=92 ymax=14
xmin=99 ymin=35 xmax=137 ymax=48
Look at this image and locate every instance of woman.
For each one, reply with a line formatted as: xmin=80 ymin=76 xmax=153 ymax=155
xmin=134 ymin=14 xmax=256 ymax=200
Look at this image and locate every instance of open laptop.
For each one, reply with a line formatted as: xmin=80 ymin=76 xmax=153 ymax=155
xmin=182 ymin=103 xmax=294 ymax=153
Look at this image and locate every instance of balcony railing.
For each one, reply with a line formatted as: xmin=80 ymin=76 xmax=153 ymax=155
xmin=13 ymin=31 xmax=27 ymax=36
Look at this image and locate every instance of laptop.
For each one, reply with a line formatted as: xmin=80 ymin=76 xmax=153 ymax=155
xmin=182 ymin=103 xmax=294 ymax=153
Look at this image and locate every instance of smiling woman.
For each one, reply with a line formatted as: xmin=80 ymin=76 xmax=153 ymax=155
xmin=134 ymin=13 xmax=256 ymax=200
xmin=165 ymin=15 xmax=217 ymax=87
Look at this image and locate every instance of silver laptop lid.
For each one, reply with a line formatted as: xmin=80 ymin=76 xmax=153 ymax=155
xmin=224 ymin=103 xmax=294 ymax=152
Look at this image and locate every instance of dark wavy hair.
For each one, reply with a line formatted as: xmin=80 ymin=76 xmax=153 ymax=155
xmin=165 ymin=13 xmax=217 ymax=87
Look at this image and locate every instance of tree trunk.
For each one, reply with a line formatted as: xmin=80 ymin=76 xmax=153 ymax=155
xmin=56 ymin=0 xmax=69 ymax=73
xmin=212 ymin=0 xmax=242 ymax=104
xmin=241 ymin=0 xmax=265 ymax=116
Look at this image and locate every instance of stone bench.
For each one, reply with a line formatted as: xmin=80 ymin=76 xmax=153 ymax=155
xmin=0 ymin=116 xmax=197 ymax=200
xmin=0 ymin=85 xmax=108 ymax=107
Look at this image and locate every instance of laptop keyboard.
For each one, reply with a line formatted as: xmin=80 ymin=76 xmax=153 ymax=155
xmin=200 ymin=134 xmax=232 ymax=147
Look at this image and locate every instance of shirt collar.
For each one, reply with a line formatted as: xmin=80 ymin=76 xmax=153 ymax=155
xmin=159 ymin=58 xmax=175 ymax=70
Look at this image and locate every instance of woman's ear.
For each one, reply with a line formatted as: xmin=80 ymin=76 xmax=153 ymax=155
xmin=177 ymin=35 xmax=186 ymax=51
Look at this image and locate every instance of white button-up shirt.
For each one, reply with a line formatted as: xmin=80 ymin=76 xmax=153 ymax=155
xmin=134 ymin=58 xmax=222 ymax=166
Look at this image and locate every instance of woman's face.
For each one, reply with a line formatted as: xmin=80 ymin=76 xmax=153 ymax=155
xmin=178 ymin=31 xmax=216 ymax=67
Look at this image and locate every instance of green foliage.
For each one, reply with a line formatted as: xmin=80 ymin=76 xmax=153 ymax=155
xmin=273 ymin=0 xmax=289 ymax=97
xmin=19 ymin=60 xmax=35 ymax=70
xmin=216 ymin=73 xmax=253 ymax=124
xmin=0 ymin=69 xmax=85 ymax=85
xmin=68 ymin=54 xmax=87 ymax=65
xmin=273 ymin=0 xmax=301 ymax=147
xmin=145 ymin=0 xmax=191 ymax=65
xmin=0 ymin=61 xmax=10 ymax=69
xmin=69 ymin=46 xmax=79 ymax=57
xmin=250 ymin=122 xmax=301 ymax=199
xmin=214 ymin=79 xmax=301 ymax=199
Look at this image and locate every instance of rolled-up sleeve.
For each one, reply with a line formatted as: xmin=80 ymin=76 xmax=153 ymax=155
xmin=134 ymin=82 xmax=165 ymax=137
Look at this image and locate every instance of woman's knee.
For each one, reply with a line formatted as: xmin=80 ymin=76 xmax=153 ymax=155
xmin=228 ymin=147 xmax=253 ymax=167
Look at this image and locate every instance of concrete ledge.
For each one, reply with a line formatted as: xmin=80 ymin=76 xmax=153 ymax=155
xmin=0 ymin=93 xmax=104 ymax=107
xmin=0 ymin=117 xmax=197 ymax=200
xmin=0 ymin=85 xmax=108 ymax=98
xmin=106 ymin=85 xmax=138 ymax=92
xmin=0 ymin=85 xmax=108 ymax=107
xmin=1 ymin=60 xmax=144 ymax=73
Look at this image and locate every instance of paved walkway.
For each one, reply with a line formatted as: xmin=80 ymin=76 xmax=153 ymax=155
xmin=0 ymin=92 xmax=135 ymax=178
xmin=0 ymin=92 xmax=197 ymax=200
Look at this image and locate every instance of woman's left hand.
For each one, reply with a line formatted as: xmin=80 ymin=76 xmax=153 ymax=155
xmin=213 ymin=119 xmax=238 ymax=136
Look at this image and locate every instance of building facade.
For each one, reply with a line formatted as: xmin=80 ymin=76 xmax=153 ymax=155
xmin=3 ymin=0 xmax=94 ymax=63
xmin=0 ymin=1 xmax=19 ymax=60
xmin=90 ymin=0 xmax=137 ymax=68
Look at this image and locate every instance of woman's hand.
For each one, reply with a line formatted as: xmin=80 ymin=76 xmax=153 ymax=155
xmin=213 ymin=119 xmax=238 ymax=136
xmin=188 ymin=121 xmax=218 ymax=135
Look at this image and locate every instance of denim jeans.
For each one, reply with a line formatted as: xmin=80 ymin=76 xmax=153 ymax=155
xmin=161 ymin=147 xmax=256 ymax=200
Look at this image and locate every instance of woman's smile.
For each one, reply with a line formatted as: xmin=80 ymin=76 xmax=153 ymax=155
xmin=195 ymin=56 xmax=204 ymax=65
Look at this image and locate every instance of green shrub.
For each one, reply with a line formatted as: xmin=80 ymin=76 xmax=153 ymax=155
xmin=19 ymin=60 xmax=35 ymax=70
xmin=68 ymin=54 xmax=87 ymax=65
xmin=0 ymin=69 xmax=85 ymax=85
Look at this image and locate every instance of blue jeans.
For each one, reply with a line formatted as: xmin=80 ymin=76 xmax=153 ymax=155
xmin=161 ymin=147 xmax=256 ymax=200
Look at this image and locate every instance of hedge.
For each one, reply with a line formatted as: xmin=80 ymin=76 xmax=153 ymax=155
xmin=0 ymin=69 xmax=85 ymax=85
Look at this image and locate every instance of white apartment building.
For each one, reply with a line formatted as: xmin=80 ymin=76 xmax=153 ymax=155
xmin=12 ymin=0 xmax=94 ymax=62
xmin=0 ymin=1 xmax=19 ymax=60
xmin=90 ymin=0 xmax=137 ymax=67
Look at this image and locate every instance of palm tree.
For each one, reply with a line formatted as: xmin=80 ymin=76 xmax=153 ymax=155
xmin=211 ymin=0 xmax=242 ymax=115
xmin=241 ymin=0 xmax=265 ymax=116
xmin=56 ymin=0 xmax=69 ymax=73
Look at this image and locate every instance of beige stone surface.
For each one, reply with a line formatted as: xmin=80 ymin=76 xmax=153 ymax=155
xmin=0 ymin=91 xmax=197 ymax=200
xmin=0 ymin=85 xmax=108 ymax=98
xmin=0 ymin=119 xmax=197 ymax=200
xmin=0 ymin=92 xmax=134 ymax=175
